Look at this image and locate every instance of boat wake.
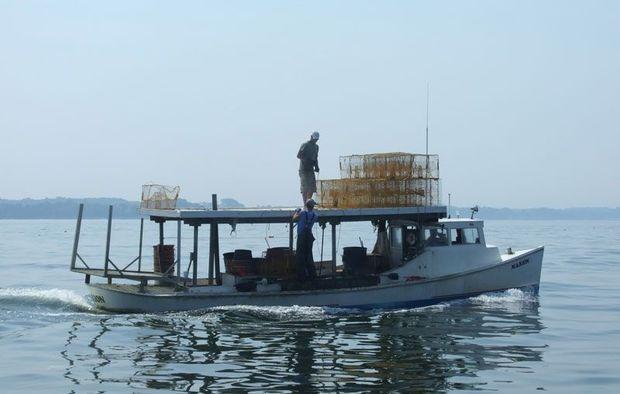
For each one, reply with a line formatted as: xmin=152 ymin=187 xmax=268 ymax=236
xmin=208 ymin=304 xmax=329 ymax=321
xmin=467 ymin=288 xmax=540 ymax=314
xmin=0 ymin=287 xmax=94 ymax=313
xmin=470 ymin=288 xmax=538 ymax=306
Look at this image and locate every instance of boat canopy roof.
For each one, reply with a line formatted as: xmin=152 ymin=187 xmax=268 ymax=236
xmin=141 ymin=205 xmax=447 ymax=225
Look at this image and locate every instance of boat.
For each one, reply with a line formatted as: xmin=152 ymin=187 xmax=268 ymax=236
xmin=70 ymin=202 xmax=543 ymax=313
xmin=70 ymin=153 xmax=543 ymax=312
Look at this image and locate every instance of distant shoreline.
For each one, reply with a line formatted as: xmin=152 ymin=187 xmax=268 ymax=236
xmin=0 ymin=197 xmax=243 ymax=219
xmin=1 ymin=198 xmax=618 ymax=220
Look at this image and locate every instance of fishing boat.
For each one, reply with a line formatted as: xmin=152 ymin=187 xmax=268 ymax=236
xmin=70 ymin=154 xmax=543 ymax=312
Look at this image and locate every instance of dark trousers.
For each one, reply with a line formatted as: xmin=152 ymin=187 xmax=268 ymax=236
xmin=296 ymin=230 xmax=317 ymax=281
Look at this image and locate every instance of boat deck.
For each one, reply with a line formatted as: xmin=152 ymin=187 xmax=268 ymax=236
xmin=73 ymin=268 xmax=168 ymax=280
xmin=72 ymin=268 xmax=217 ymax=286
xmin=95 ymin=283 xmax=179 ymax=295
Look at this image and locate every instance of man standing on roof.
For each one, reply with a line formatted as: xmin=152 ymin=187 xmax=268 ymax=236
xmin=297 ymin=131 xmax=320 ymax=205
xmin=293 ymin=198 xmax=318 ymax=281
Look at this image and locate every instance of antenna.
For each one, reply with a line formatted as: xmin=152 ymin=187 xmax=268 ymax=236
xmin=425 ymin=82 xmax=430 ymax=156
xmin=425 ymin=82 xmax=430 ymax=205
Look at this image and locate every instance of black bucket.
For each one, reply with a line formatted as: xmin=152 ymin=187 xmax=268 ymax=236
xmin=233 ymin=249 xmax=252 ymax=260
xmin=342 ymin=246 xmax=368 ymax=276
xmin=266 ymin=247 xmax=292 ymax=260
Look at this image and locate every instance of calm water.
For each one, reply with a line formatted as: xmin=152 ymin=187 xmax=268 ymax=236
xmin=0 ymin=219 xmax=619 ymax=392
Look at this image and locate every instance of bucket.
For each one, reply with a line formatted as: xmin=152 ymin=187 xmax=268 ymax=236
xmin=263 ymin=247 xmax=295 ymax=278
xmin=342 ymin=246 xmax=368 ymax=276
xmin=226 ymin=250 xmax=254 ymax=276
xmin=229 ymin=257 xmax=259 ymax=277
xmin=154 ymin=244 xmax=175 ymax=274
xmin=233 ymin=249 xmax=253 ymax=260
xmin=367 ymin=253 xmax=387 ymax=273
xmin=266 ymin=247 xmax=291 ymax=260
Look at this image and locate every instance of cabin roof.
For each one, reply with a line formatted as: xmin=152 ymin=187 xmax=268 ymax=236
xmin=438 ymin=217 xmax=484 ymax=228
xmin=141 ymin=205 xmax=447 ymax=225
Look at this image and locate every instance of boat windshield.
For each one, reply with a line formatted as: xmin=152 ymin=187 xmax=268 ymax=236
xmin=424 ymin=227 xmax=449 ymax=247
xmin=450 ymin=228 xmax=481 ymax=245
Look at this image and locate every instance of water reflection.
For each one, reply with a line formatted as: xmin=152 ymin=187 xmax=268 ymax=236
xmin=62 ymin=294 xmax=545 ymax=392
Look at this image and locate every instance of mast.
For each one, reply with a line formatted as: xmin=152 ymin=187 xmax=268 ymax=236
xmin=425 ymin=82 xmax=429 ymax=156
xmin=425 ymin=82 xmax=430 ymax=205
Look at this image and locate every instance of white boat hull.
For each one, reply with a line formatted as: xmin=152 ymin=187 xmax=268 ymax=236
xmin=87 ymin=247 xmax=543 ymax=313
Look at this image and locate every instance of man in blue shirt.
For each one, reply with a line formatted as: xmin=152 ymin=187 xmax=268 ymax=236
xmin=293 ymin=198 xmax=318 ymax=281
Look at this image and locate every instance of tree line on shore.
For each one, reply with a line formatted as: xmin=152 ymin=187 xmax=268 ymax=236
xmin=0 ymin=198 xmax=618 ymax=219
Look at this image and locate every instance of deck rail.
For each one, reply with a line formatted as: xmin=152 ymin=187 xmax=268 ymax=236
xmin=70 ymin=204 xmax=179 ymax=286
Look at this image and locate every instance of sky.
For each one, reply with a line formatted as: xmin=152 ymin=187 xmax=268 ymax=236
xmin=1 ymin=1 xmax=618 ymax=208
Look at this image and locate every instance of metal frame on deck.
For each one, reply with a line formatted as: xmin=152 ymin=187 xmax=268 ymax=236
xmin=70 ymin=204 xmax=180 ymax=288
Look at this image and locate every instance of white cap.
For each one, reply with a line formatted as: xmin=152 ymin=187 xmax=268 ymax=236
xmin=311 ymin=131 xmax=320 ymax=140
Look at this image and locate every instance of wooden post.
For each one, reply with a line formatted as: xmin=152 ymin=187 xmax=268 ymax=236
xmin=212 ymin=194 xmax=221 ymax=284
xmin=331 ymin=222 xmax=337 ymax=275
xmin=138 ymin=218 xmax=144 ymax=272
xmin=208 ymin=227 xmax=214 ymax=283
xmin=103 ymin=205 xmax=113 ymax=277
xmin=70 ymin=203 xmax=84 ymax=270
xmin=158 ymin=220 xmax=164 ymax=276
xmin=176 ymin=220 xmax=181 ymax=277
xmin=159 ymin=221 xmax=164 ymax=245
xmin=193 ymin=225 xmax=199 ymax=285
xmin=289 ymin=220 xmax=294 ymax=251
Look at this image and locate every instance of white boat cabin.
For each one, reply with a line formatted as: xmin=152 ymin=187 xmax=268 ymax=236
xmin=385 ymin=218 xmax=501 ymax=280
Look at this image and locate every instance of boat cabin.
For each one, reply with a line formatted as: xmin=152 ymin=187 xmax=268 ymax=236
xmin=388 ymin=218 xmax=486 ymax=264
xmin=386 ymin=218 xmax=500 ymax=279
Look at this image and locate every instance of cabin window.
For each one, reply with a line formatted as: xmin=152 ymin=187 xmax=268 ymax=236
xmin=452 ymin=228 xmax=480 ymax=244
xmin=424 ymin=227 xmax=449 ymax=247
xmin=463 ymin=228 xmax=480 ymax=244
xmin=403 ymin=226 xmax=420 ymax=259
xmin=390 ymin=227 xmax=402 ymax=247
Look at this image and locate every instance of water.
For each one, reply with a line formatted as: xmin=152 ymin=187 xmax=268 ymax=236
xmin=0 ymin=219 xmax=619 ymax=392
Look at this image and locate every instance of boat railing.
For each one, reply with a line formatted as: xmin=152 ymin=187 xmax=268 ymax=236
xmin=70 ymin=203 xmax=181 ymax=286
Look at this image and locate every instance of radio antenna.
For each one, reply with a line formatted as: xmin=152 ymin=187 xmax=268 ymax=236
xmin=425 ymin=82 xmax=431 ymax=205
xmin=425 ymin=82 xmax=430 ymax=156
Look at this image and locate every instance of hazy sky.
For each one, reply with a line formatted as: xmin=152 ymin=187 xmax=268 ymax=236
xmin=1 ymin=1 xmax=618 ymax=208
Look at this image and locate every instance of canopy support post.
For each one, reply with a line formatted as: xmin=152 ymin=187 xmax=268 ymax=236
xmin=192 ymin=225 xmax=199 ymax=285
xmin=208 ymin=228 xmax=214 ymax=283
xmin=70 ymin=203 xmax=84 ymax=270
xmin=212 ymin=194 xmax=221 ymax=284
xmin=104 ymin=205 xmax=113 ymax=281
xmin=331 ymin=222 xmax=337 ymax=275
xmin=176 ymin=220 xmax=181 ymax=277
xmin=138 ymin=218 xmax=144 ymax=272
xmin=289 ymin=221 xmax=294 ymax=251
xmin=158 ymin=221 xmax=164 ymax=245
xmin=157 ymin=220 xmax=164 ymax=278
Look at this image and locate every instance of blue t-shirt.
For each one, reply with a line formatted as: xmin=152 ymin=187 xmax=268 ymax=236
xmin=297 ymin=210 xmax=318 ymax=236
